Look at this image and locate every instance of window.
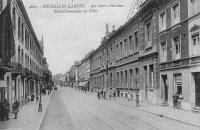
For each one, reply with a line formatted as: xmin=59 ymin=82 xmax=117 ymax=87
xmin=22 ymin=23 xmax=24 ymax=41
xmin=117 ymin=72 xmax=119 ymax=88
xmin=192 ymin=33 xmax=200 ymax=56
xmin=173 ymin=36 xmax=181 ymax=59
xmin=135 ymin=68 xmax=139 ymax=89
xmin=121 ymin=71 xmax=123 ymax=88
xmin=120 ymin=42 xmax=123 ymax=59
xmin=172 ymin=3 xmax=180 ymax=25
xmin=124 ymin=39 xmax=127 ymax=56
xmin=160 ymin=41 xmax=167 ymax=62
xmin=18 ymin=17 xmax=21 ymax=38
xmin=160 ymin=12 xmax=166 ymax=31
xmin=116 ymin=44 xmax=119 ymax=60
xmin=129 ymin=35 xmax=133 ymax=54
xmin=130 ymin=69 xmax=133 ymax=88
xmin=174 ymin=74 xmax=182 ymax=95
xmin=125 ymin=70 xmax=127 ymax=88
xmin=18 ymin=46 xmax=20 ymax=64
xmin=134 ymin=31 xmax=139 ymax=52
xmin=12 ymin=8 xmax=16 ymax=29
xmin=110 ymin=47 xmax=113 ymax=63
xmin=145 ymin=22 xmax=152 ymax=47
xmin=149 ymin=65 xmax=154 ymax=88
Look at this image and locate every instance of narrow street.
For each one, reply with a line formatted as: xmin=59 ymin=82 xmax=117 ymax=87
xmin=40 ymin=86 xmax=199 ymax=130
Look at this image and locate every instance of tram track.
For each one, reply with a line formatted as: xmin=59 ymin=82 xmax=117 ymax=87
xmin=77 ymin=90 xmax=159 ymax=130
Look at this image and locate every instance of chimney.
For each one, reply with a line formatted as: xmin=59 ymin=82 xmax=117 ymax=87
xmin=105 ymin=23 xmax=110 ymax=36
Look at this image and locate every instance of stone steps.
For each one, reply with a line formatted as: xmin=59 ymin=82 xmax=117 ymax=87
xmin=192 ymin=106 xmax=200 ymax=113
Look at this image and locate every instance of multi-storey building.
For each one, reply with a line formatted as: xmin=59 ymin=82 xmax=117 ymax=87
xmin=0 ymin=0 xmax=45 ymax=109
xmin=90 ymin=47 xmax=102 ymax=91
xmin=68 ymin=61 xmax=79 ymax=87
xmin=159 ymin=0 xmax=200 ymax=110
xmin=77 ymin=54 xmax=92 ymax=91
xmin=90 ymin=25 xmax=117 ymax=93
xmin=90 ymin=0 xmax=159 ymax=104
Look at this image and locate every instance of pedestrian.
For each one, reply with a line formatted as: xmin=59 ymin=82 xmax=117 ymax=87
xmin=101 ymin=90 xmax=103 ymax=99
xmin=128 ymin=93 xmax=131 ymax=101
xmin=28 ymin=95 xmax=31 ymax=102
xmin=109 ymin=91 xmax=112 ymax=100
xmin=12 ymin=98 xmax=20 ymax=119
xmin=31 ymin=93 xmax=34 ymax=103
xmin=97 ymin=91 xmax=100 ymax=100
xmin=0 ymin=101 xmax=5 ymax=121
xmin=172 ymin=91 xmax=179 ymax=109
xmin=4 ymin=99 xmax=10 ymax=120
xmin=36 ymin=95 xmax=39 ymax=103
xmin=112 ymin=90 xmax=115 ymax=99
xmin=103 ymin=91 xmax=106 ymax=100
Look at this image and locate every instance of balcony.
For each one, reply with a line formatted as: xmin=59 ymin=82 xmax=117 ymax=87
xmin=21 ymin=67 xmax=26 ymax=79
xmin=160 ymin=56 xmax=200 ymax=70
xmin=11 ymin=62 xmax=22 ymax=78
xmin=0 ymin=61 xmax=12 ymax=75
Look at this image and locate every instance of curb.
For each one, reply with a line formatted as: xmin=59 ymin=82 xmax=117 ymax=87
xmin=37 ymin=91 xmax=53 ymax=130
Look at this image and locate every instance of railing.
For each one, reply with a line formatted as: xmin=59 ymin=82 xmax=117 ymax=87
xmin=11 ymin=62 xmax=22 ymax=74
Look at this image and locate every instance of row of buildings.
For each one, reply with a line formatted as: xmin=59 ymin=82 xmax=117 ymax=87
xmin=66 ymin=0 xmax=200 ymax=111
xmin=0 ymin=0 xmax=51 ymax=110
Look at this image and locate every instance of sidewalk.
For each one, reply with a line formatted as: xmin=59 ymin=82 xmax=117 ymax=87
xmin=84 ymin=90 xmax=200 ymax=128
xmin=112 ymin=98 xmax=200 ymax=128
xmin=0 ymin=93 xmax=52 ymax=130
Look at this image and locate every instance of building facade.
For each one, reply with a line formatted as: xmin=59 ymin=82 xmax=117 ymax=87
xmin=159 ymin=0 xmax=200 ymax=110
xmin=77 ymin=55 xmax=91 ymax=90
xmin=0 ymin=0 xmax=45 ymax=110
xmin=70 ymin=0 xmax=200 ymax=110
xmin=90 ymin=0 xmax=159 ymax=104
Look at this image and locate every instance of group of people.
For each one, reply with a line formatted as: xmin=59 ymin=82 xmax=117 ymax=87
xmin=97 ymin=90 xmax=116 ymax=100
xmin=0 ymin=98 xmax=20 ymax=121
xmin=27 ymin=93 xmax=39 ymax=103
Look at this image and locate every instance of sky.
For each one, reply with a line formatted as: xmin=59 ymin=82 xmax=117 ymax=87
xmin=23 ymin=0 xmax=135 ymax=75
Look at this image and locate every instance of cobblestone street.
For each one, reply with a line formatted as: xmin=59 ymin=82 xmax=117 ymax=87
xmin=40 ymin=86 xmax=200 ymax=130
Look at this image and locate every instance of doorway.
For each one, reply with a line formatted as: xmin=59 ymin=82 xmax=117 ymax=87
xmin=194 ymin=73 xmax=200 ymax=107
xmin=144 ymin=66 xmax=148 ymax=100
xmin=162 ymin=75 xmax=168 ymax=102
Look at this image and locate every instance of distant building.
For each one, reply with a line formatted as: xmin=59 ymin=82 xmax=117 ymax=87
xmin=77 ymin=51 xmax=93 ymax=91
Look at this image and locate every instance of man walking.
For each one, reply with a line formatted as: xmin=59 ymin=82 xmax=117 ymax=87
xmin=172 ymin=91 xmax=179 ymax=109
xmin=12 ymin=98 xmax=20 ymax=119
xmin=4 ymin=99 xmax=10 ymax=120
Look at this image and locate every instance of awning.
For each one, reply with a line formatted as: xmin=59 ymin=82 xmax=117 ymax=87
xmin=78 ymin=81 xmax=88 ymax=87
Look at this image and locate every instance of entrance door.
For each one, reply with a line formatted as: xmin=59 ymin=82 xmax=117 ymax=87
xmin=162 ymin=75 xmax=168 ymax=102
xmin=195 ymin=73 xmax=200 ymax=107
xmin=144 ymin=66 xmax=148 ymax=100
